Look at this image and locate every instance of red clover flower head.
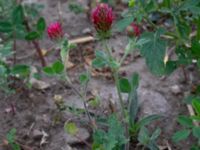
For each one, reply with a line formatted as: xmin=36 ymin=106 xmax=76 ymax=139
xmin=91 ymin=3 xmax=114 ymax=34
xmin=47 ymin=22 xmax=63 ymax=40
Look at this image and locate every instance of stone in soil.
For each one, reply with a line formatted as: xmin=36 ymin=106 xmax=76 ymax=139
xmin=138 ymin=89 xmax=171 ymax=118
xmin=32 ymin=129 xmax=43 ymax=140
xmin=170 ymin=85 xmax=182 ymax=95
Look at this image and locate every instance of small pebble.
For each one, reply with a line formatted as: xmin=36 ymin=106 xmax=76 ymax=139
xmin=171 ymin=85 xmax=181 ymax=95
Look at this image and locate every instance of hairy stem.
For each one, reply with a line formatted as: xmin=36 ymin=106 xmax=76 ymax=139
xmin=66 ymin=77 xmax=95 ymax=129
xmin=103 ymin=40 xmax=129 ymax=150
xmin=32 ymin=40 xmax=46 ymax=67
xmin=103 ymin=40 xmax=126 ymax=118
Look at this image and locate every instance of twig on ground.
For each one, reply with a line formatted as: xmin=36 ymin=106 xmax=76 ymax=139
xmin=69 ymin=36 xmax=94 ymax=44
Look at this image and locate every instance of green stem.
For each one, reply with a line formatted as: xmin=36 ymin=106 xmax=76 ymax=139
xmin=63 ymin=54 xmax=95 ymax=129
xmin=103 ymin=40 xmax=129 ymax=150
xmin=102 ymin=40 xmax=126 ymax=118
xmin=113 ymin=71 xmax=126 ymax=117
xmin=120 ymin=52 xmax=128 ymax=66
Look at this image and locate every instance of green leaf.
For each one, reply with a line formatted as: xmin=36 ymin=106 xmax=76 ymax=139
xmin=164 ymin=61 xmax=177 ymax=75
xmin=0 ymin=41 xmax=13 ymax=58
xmin=37 ymin=17 xmax=46 ymax=32
xmin=172 ymin=130 xmax=191 ymax=143
xmin=93 ymin=115 xmax=128 ymax=150
xmin=109 ymin=59 xmax=120 ymax=70
xmin=150 ymin=128 xmax=161 ymax=141
xmin=25 ymin=31 xmax=40 ymax=41
xmin=68 ymin=3 xmax=84 ymax=14
xmin=190 ymin=115 xmax=200 ymax=121
xmin=115 ymin=16 xmax=134 ymax=31
xmin=191 ymin=146 xmax=200 ymax=150
xmin=131 ymin=73 xmax=139 ymax=91
xmin=177 ymin=116 xmax=193 ymax=128
xmin=0 ymin=65 xmax=7 ymax=75
xmin=119 ymin=78 xmax=131 ymax=93
xmin=64 ymin=122 xmax=78 ymax=136
xmin=179 ymin=0 xmax=200 ymax=16
xmin=142 ymin=0 xmax=157 ymax=13
xmin=12 ymin=5 xmax=24 ymax=25
xmin=138 ymin=126 xmax=150 ymax=145
xmin=11 ymin=143 xmax=21 ymax=150
xmin=11 ymin=65 xmax=30 ymax=77
xmin=175 ymin=46 xmax=192 ymax=66
xmin=192 ymin=127 xmax=200 ymax=139
xmin=128 ymin=73 xmax=140 ymax=125
xmin=176 ymin=18 xmax=191 ymax=40
xmin=191 ymin=38 xmax=200 ymax=58
xmin=88 ymin=96 xmax=100 ymax=107
xmin=52 ymin=61 xmax=64 ymax=74
xmin=43 ymin=66 xmax=55 ymax=75
xmin=192 ymin=99 xmax=200 ymax=116
xmin=196 ymin=18 xmax=200 ymax=40
xmin=15 ymin=24 xmax=27 ymax=39
xmin=92 ymin=50 xmax=108 ymax=68
xmin=92 ymin=58 xmax=107 ymax=68
xmin=0 ymin=21 xmax=13 ymax=33
xmin=79 ymin=72 xmax=90 ymax=85
xmin=140 ymin=29 xmax=166 ymax=75
xmin=6 ymin=128 xmax=16 ymax=143
xmin=138 ymin=115 xmax=161 ymax=128
xmin=129 ymin=0 xmax=135 ymax=7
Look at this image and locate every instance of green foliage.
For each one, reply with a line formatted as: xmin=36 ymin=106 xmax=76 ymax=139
xmin=79 ymin=72 xmax=90 ymax=85
xmin=68 ymin=3 xmax=84 ymax=14
xmin=129 ymin=0 xmax=135 ymax=8
xmin=138 ymin=126 xmax=161 ymax=150
xmin=173 ymin=99 xmax=200 ymax=149
xmin=0 ymin=41 xmax=30 ymax=93
xmin=192 ymin=99 xmax=200 ymax=116
xmin=25 ymin=17 xmax=46 ymax=40
xmin=11 ymin=65 xmax=30 ymax=77
xmin=115 ymin=16 xmax=134 ymax=32
xmin=128 ymin=73 xmax=139 ymax=126
xmin=172 ymin=129 xmax=191 ymax=143
xmin=119 ymin=78 xmax=131 ymax=93
xmin=118 ymin=0 xmax=200 ymax=77
xmin=12 ymin=5 xmax=24 ymax=25
xmin=92 ymin=115 xmax=128 ymax=150
xmin=0 ymin=21 xmax=13 ymax=33
xmin=140 ymin=29 xmax=167 ymax=76
xmin=6 ymin=128 xmax=21 ymax=150
xmin=37 ymin=17 xmax=46 ymax=33
xmin=25 ymin=31 xmax=40 ymax=40
xmin=92 ymin=50 xmax=119 ymax=70
xmin=64 ymin=122 xmax=78 ymax=136
xmin=129 ymin=114 xmax=160 ymax=138
xmin=43 ymin=61 xmax=64 ymax=75
xmin=177 ymin=116 xmax=193 ymax=128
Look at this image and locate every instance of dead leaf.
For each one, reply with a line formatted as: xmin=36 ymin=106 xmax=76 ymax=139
xmin=30 ymin=78 xmax=50 ymax=90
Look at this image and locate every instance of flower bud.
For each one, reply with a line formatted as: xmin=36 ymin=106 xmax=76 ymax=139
xmin=126 ymin=23 xmax=141 ymax=37
xmin=47 ymin=22 xmax=63 ymax=40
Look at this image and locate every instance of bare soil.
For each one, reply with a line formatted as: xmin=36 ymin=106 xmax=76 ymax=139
xmin=0 ymin=0 xmax=199 ymax=150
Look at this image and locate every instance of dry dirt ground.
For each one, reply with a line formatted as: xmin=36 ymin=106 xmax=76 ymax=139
xmin=0 ymin=0 xmax=199 ymax=150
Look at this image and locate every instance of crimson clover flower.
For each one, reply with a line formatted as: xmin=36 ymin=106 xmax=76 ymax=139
xmin=47 ymin=22 xmax=63 ymax=40
xmin=91 ymin=3 xmax=114 ymax=38
xmin=126 ymin=23 xmax=141 ymax=37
